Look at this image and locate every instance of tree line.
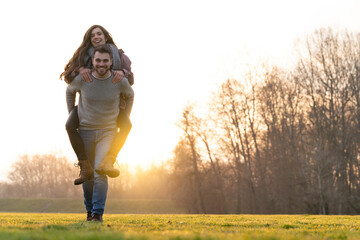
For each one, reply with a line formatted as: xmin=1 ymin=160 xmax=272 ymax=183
xmin=1 ymin=28 xmax=360 ymax=214
xmin=0 ymin=154 xmax=170 ymax=200
xmin=171 ymin=27 xmax=360 ymax=214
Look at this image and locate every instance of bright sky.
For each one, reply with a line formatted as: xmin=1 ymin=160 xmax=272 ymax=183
xmin=0 ymin=0 xmax=359 ymax=181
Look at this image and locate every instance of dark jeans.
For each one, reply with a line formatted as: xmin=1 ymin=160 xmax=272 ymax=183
xmin=65 ymin=106 xmax=132 ymax=161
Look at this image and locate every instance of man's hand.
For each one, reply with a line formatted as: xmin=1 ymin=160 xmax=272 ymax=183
xmin=80 ymin=68 xmax=92 ymax=82
xmin=112 ymin=70 xmax=124 ymax=83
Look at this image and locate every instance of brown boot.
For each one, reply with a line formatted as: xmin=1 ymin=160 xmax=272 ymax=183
xmin=74 ymin=160 xmax=94 ymax=185
xmin=95 ymin=154 xmax=120 ymax=178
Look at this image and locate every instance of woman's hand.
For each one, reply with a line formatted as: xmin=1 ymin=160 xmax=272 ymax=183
xmin=112 ymin=70 xmax=124 ymax=83
xmin=80 ymin=67 xmax=92 ymax=82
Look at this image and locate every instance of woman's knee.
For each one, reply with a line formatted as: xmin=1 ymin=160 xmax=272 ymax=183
xmin=117 ymin=111 xmax=132 ymax=131
xmin=65 ymin=120 xmax=76 ymax=132
xmin=65 ymin=107 xmax=79 ymax=132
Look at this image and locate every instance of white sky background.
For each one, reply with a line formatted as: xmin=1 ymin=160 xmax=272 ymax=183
xmin=0 ymin=0 xmax=359 ymax=181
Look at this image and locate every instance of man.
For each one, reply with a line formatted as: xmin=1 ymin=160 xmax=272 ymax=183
xmin=66 ymin=44 xmax=134 ymax=222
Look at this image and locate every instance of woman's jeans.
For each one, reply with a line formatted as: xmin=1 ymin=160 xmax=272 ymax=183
xmin=65 ymin=107 xmax=87 ymax=161
xmin=79 ymin=128 xmax=117 ymax=215
xmin=65 ymin=106 xmax=132 ymax=161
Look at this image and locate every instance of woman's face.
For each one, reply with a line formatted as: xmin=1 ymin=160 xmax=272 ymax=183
xmin=90 ymin=27 xmax=107 ymax=47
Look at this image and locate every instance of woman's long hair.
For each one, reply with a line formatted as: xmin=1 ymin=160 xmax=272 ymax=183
xmin=60 ymin=25 xmax=116 ymax=84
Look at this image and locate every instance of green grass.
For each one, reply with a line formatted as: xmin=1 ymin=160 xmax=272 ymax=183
xmin=0 ymin=213 xmax=359 ymax=239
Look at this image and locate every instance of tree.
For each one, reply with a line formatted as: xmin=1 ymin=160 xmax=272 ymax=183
xmin=294 ymin=28 xmax=360 ymax=214
xmin=6 ymin=154 xmax=81 ymax=198
xmin=258 ymin=67 xmax=307 ymax=213
xmin=174 ymin=105 xmax=206 ymax=213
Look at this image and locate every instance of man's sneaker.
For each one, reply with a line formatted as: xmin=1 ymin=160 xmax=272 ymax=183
xmin=91 ymin=213 xmax=103 ymax=222
xmin=86 ymin=211 xmax=93 ymax=221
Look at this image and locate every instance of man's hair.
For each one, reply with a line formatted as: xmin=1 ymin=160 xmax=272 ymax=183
xmin=92 ymin=44 xmax=113 ymax=59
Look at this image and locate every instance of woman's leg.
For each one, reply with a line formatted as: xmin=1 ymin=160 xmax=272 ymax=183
xmin=66 ymin=106 xmax=87 ymax=160
xmin=95 ymin=110 xmax=132 ymax=177
xmin=112 ymin=96 xmax=134 ymax=156
xmin=111 ymin=110 xmax=132 ymax=155
xmin=66 ymin=106 xmax=93 ymax=185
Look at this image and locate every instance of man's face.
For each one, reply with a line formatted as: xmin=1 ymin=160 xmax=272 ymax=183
xmin=92 ymin=51 xmax=112 ymax=77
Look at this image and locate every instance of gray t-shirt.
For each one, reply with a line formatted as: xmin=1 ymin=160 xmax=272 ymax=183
xmin=66 ymin=73 xmax=134 ymax=130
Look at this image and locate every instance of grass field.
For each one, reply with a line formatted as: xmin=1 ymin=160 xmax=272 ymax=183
xmin=0 ymin=213 xmax=359 ymax=240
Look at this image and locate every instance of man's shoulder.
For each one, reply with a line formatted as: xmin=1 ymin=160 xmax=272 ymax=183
xmin=117 ymin=77 xmax=131 ymax=86
xmin=74 ymin=74 xmax=83 ymax=82
xmin=67 ymin=75 xmax=83 ymax=89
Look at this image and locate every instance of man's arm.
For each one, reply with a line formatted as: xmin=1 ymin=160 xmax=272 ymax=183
xmin=120 ymin=78 xmax=135 ymax=117
xmin=66 ymin=76 xmax=81 ymax=113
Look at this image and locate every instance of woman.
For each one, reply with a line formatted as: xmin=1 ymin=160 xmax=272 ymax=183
xmin=60 ymin=25 xmax=134 ymax=186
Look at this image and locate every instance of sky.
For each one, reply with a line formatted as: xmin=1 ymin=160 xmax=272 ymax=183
xmin=0 ymin=0 xmax=359 ymax=181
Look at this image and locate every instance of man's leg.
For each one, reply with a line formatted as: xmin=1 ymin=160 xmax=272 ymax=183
xmin=78 ymin=129 xmax=96 ymax=216
xmin=95 ymin=111 xmax=132 ymax=177
xmin=91 ymin=128 xmax=117 ymax=221
xmin=66 ymin=107 xmax=93 ymax=185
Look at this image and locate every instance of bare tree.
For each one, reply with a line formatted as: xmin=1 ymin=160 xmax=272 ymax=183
xmin=170 ymin=138 xmax=201 ymax=213
xmin=257 ymin=66 xmax=308 ymax=213
xmin=6 ymin=154 xmax=81 ymax=198
xmin=175 ymin=105 xmax=207 ymax=213
xmin=196 ymin=119 xmax=228 ymax=213
xmin=211 ymin=77 xmax=261 ymax=213
xmin=294 ymin=28 xmax=360 ymax=214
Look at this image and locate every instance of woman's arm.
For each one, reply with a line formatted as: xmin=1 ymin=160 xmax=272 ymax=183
xmin=120 ymin=51 xmax=134 ymax=85
xmin=112 ymin=49 xmax=134 ymax=85
xmin=79 ymin=67 xmax=92 ymax=82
